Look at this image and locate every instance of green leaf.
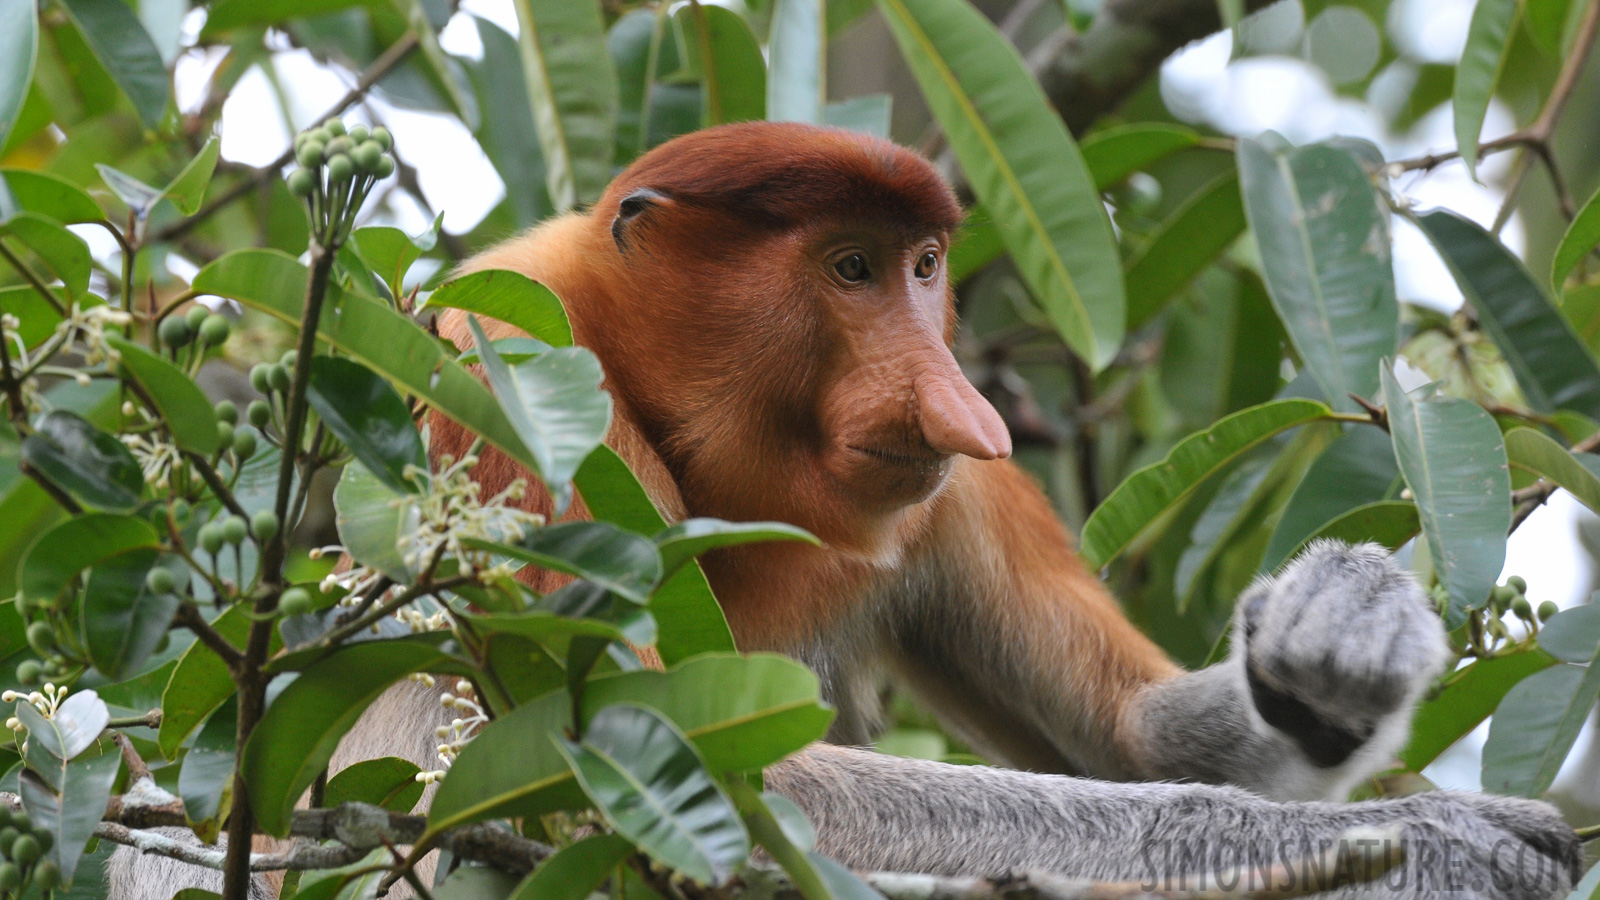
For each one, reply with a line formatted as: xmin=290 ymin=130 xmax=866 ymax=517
xmin=18 ymin=513 xmax=159 ymax=608
xmin=1453 ymin=0 xmax=1521 ymax=178
xmin=242 ymin=640 xmax=455 ymax=835
xmin=467 ymin=521 xmax=662 ymax=605
xmin=609 ymin=6 xmax=700 ymax=165
xmin=677 ymin=4 xmax=766 ymax=125
xmin=178 ymin=697 xmax=235 ymax=843
xmin=1079 ymin=399 xmax=1334 ymax=569
xmin=1237 ymin=137 xmax=1397 ymax=412
xmin=106 ymin=336 xmax=222 ymax=455
xmin=420 ymin=268 xmax=573 ymax=348
xmin=162 ymin=136 xmax=220 ymax=216
xmin=725 ymin=778 xmax=832 ymax=900
xmin=767 ymin=0 xmax=825 ymax=123
xmin=333 ymin=460 xmax=416 ymax=582
xmin=1079 ymin=123 xmax=1202 ymax=190
xmin=510 ymin=0 xmax=618 ymax=210
xmin=1414 ymin=209 xmax=1600 ymax=420
xmin=1482 ymin=656 xmax=1600 ymax=797
xmin=1504 ymin=427 xmax=1600 ymax=516
xmin=1401 ymin=647 xmax=1555 ymax=771
xmin=324 ymin=756 xmax=425 ymax=813
xmin=81 ymin=549 xmax=180 ymax=680
xmin=1124 ymin=169 xmax=1247 ymax=329
xmin=0 ymin=0 xmax=38 ymax=152
xmin=19 ymin=740 xmax=119 ymax=884
xmin=351 ymin=217 xmax=440 ymax=303
xmin=654 ymin=519 xmax=818 ymax=579
xmin=573 ymin=446 xmax=735 ymax=663
xmin=427 ymin=692 xmax=583 ymax=835
xmin=16 ymin=689 xmax=109 ymax=762
xmin=20 ymin=410 xmax=143 ymax=512
xmin=557 ymin=704 xmax=750 ymax=886
xmin=1381 ymin=362 xmax=1510 ymax=625
xmin=306 ymin=356 xmax=426 ymax=495
xmin=1 ymin=212 xmax=90 ymax=301
xmin=1537 ymin=602 xmax=1600 ymax=664
xmin=465 ymin=315 xmax=611 ymax=513
xmin=1551 ymin=184 xmax=1600 ymax=292
xmin=58 ymin=0 xmax=169 ymax=129
xmin=0 ymin=170 xmax=103 ymax=225
xmin=201 ymin=0 xmax=365 ymax=35
xmin=822 ymin=94 xmax=892 ymax=137
xmin=95 ymin=165 xmax=162 ymax=218
xmin=1280 ymin=500 xmax=1420 ymax=568
xmin=468 ymin=17 xmax=554 ymax=226
xmin=809 ymin=853 xmax=889 ymax=900
xmin=159 ymin=605 xmax=247 ymax=758
xmin=947 ymin=205 xmax=1003 ymax=285
xmin=877 ymin=0 xmax=1124 ymax=369
xmin=509 ymin=833 xmax=634 ymax=900
xmin=1262 ymin=426 xmax=1400 ymax=571
xmin=193 ymin=249 xmax=541 ymax=478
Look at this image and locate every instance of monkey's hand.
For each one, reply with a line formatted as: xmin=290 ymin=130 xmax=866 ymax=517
xmin=1236 ymin=540 xmax=1450 ymax=773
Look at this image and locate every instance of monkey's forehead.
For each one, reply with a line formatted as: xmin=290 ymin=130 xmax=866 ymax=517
xmin=610 ymin=122 xmax=964 ymax=236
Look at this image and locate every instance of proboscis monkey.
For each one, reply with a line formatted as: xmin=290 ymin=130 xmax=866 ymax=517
xmin=112 ymin=123 xmax=1579 ymax=900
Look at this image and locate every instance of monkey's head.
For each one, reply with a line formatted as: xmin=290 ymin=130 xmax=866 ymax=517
xmin=591 ymin=122 xmax=1011 ymax=546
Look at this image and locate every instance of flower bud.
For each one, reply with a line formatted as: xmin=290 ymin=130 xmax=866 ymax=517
xmin=252 ymin=510 xmax=280 ymax=542
xmin=1506 ymin=575 xmax=1527 ymax=595
xmin=158 ymin=316 xmax=193 ymax=348
xmin=288 ymin=167 xmax=317 ymax=197
xmin=215 ymin=400 xmax=238 ymax=424
xmin=221 ymin=516 xmax=249 ymax=545
xmin=249 ymin=364 xmax=273 ymax=394
xmin=374 ymin=156 xmax=395 ymax=178
xmin=323 ymin=118 xmax=347 ymax=136
xmin=217 ymin=420 xmax=235 ymax=448
xmin=297 ymin=141 xmax=326 ymax=169
xmin=371 ymin=126 xmax=393 ymax=150
xmin=185 ymin=305 xmax=210 ymax=331
xmin=247 ymin=400 xmax=271 ymax=428
xmin=198 ymin=521 xmax=225 ymax=555
xmin=327 ymin=153 xmax=354 ymax=183
xmin=1538 ymin=600 xmax=1559 ymax=622
xmin=279 ymin=587 xmax=313 ymax=616
xmin=268 ymin=363 xmax=292 ymax=393
xmin=353 ymin=141 xmax=383 ymax=172
xmin=200 ymin=314 xmax=230 ymax=347
xmin=233 ymin=425 xmax=259 ymax=459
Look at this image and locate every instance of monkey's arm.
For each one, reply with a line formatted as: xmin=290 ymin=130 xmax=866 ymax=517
xmin=893 ymin=461 xmax=1447 ymax=801
xmin=766 ymin=744 xmax=1578 ymax=899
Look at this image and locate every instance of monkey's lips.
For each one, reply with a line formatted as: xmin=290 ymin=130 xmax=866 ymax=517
xmin=839 ymin=443 xmax=954 ymax=507
xmin=848 ymin=444 xmax=948 ymax=468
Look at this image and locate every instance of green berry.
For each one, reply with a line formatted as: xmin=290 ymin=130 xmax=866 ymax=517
xmin=200 ymin=314 xmax=230 ymax=347
xmin=1538 ymin=600 xmax=1560 ymax=622
xmin=1511 ymin=596 xmax=1533 ymax=621
xmin=28 ymin=829 xmax=48 ymax=854
xmin=371 ymin=126 xmax=393 ymax=150
xmin=145 ymin=567 xmax=177 ymax=595
xmin=327 ymin=154 xmax=354 ymax=183
xmin=348 ymin=124 xmax=369 ymax=143
xmin=215 ymin=400 xmax=238 ymax=424
xmin=198 ymin=521 xmax=224 ymax=556
xmin=353 ymin=140 xmax=383 ymax=172
xmin=33 ymin=860 xmax=59 ymax=890
xmin=217 ymin=420 xmax=235 ymax=448
xmin=158 ymin=316 xmax=192 ymax=349
xmin=12 ymin=661 xmax=38 ymax=687
xmin=1489 ymin=584 xmax=1516 ymax=612
xmin=185 ymin=305 xmax=209 ymax=331
xmin=0 ymin=808 xmax=12 ymax=831
xmin=288 ymin=167 xmax=317 ymax=197
xmin=10 ymin=813 xmax=29 ymax=834
xmin=268 ymin=363 xmax=291 ymax=393
xmin=374 ymin=156 xmax=395 ymax=178
xmin=1507 ymin=575 xmax=1528 ymax=595
xmin=233 ymin=425 xmax=259 ymax=459
xmin=221 ymin=516 xmax=248 ymax=545
xmin=0 ymin=826 xmax=17 ymax=855
xmin=310 ymin=126 xmax=333 ymax=145
xmin=326 ymin=136 xmax=354 ymax=158
xmin=25 ymin=623 xmax=53 ymax=656
xmin=279 ymin=587 xmax=313 ymax=616
xmin=248 ymin=399 xmax=271 ymax=429
xmin=12 ymin=834 xmax=39 ymax=866
xmin=252 ymin=510 xmax=279 ymax=542
xmin=280 ymin=349 xmax=298 ymax=370
xmin=0 ymin=862 xmax=19 ymax=891
xmin=324 ymin=118 xmax=346 ymax=136
xmin=172 ymin=497 xmax=191 ymax=524
xmin=296 ymin=141 xmax=325 ymax=169
xmin=249 ymin=364 xmax=273 ymax=394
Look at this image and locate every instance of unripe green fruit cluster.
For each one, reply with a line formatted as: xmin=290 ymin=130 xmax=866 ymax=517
xmin=0 ymin=805 xmax=60 ymax=894
xmin=1489 ymin=575 xmax=1555 ymax=623
xmin=160 ymin=308 xmax=230 ymax=350
xmin=288 ymin=119 xmax=396 ymax=196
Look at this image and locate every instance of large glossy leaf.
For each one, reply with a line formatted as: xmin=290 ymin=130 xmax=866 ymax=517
xmin=509 ymin=833 xmax=633 ymax=900
xmin=164 ymin=137 xmax=220 ymax=216
xmin=609 ymin=6 xmax=700 ymax=164
xmin=822 ymin=94 xmax=893 ymax=137
xmin=1414 ymin=210 xmax=1600 ymax=420
xmin=1 ymin=213 xmax=90 ymax=301
xmin=1079 ymin=123 xmax=1202 ymax=190
xmin=510 ymin=0 xmax=617 ymax=211
xmin=324 ymin=757 xmax=425 ymax=813
xmin=654 ymin=519 xmax=818 ymax=579
xmin=465 ymin=521 xmax=662 ymax=604
xmin=877 ymin=0 xmax=1124 ymax=369
xmin=468 ymin=17 xmax=554 ymax=227
xmin=558 ymin=704 xmax=750 ymax=886
xmin=81 ymin=550 xmax=180 ymax=680
xmin=1159 ymin=267 xmax=1283 ymax=429
xmin=242 ymin=640 xmax=456 ymax=835
xmin=106 ymin=337 xmax=222 ymax=455
xmin=1079 ymin=399 xmax=1334 ymax=569
xmin=427 ymin=691 xmax=582 ymax=835
xmin=19 ymin=741 xmax=119 ymax=884
xmin=178 ymin=697 xmax=235 ymax=843
xmin=1237 ymin=137 xmax=1397 ymax=412
xmin=1124 ymin=170 xmax=1247 ymax=329
xmin=677 ymin=4 xmax=766 ymax=125
xmin=1453 ymin=0 xmax=1520 ymax=177
xmin=0 ymin=170 xmax=102 ymax=225
xmin=1552 ymin=184 xmax=1600 ymax=291
xmin=0 ymin=0 xmax=37 ymax=152
xmin=1281 ymin=500 xmax=1420 ymax=564
xmin=1401 ymin=647 xmax=1555 ymax=771
xmin=18 ymin=513 xmax=159 ymax=608
xmin=306 ymin=357 xmax=426 ymax=495
xmin=1381 ymin=363 xmax=1509 ymax=625
xmin=1482 ymin=654 xmax=1600 ymax=797
xmin=1504 ymin=427 xmax=1600 ymax=516
xmin=1538 ymin=603 xmax=1600 ymax=663
xmin=332 ymin=460 xmax=416 ymax=582
xmin=1262 ymin=425 xmax=1400 ymax=571
xmin=350 ymin=219 xmax=438 ymax=303
xmin=193 ymin=250 xmax=540 ymax=477
xmin=466 ymin=315 xmax=611 ymax=514
xmin=420 ymin=269 xmax=573 ymax=348
xmin=20 ymin=411 xmax=142 ymax=512
xmin=725 ymin=778 xmax=830 ymax=900
xmin=767 ymin=0 xmax=825 ymax=124
xmin=573 ymin=446 xmax=735 ymax=663
xmin=58 ymin=0 xmax=169 ymax=128
xmin=159 ymin=605 xmax=247 ymax=757
xmin=201 ymin=0 xmax=365 ymax=34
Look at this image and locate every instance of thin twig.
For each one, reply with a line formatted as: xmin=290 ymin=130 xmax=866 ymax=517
xmin=112 ymin=732 xmax=152 ymax=782
xmin=1509 ymin=431 xmax=1600 ymax=532
xmin=173 ymin=604 xmax=246 ymax=670
xmin=0 ymin=241 xmax=68 ymax=315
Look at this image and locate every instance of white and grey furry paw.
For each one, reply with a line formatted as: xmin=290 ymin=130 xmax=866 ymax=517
xmin=1376 ymin=792 xmax=1581 ymax=899
xmin=1236 ymin=540 xmax=1450 ymax=766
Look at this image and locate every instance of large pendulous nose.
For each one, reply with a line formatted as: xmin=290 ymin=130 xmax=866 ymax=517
xmin=914 ymin=355 xmax=1012 ymax=461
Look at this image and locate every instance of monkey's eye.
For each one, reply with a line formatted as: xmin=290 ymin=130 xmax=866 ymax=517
xmin=833 ymin=253 xmax=870 ymax=283
xmin=915 ymin=251 xmax=939 ymax=280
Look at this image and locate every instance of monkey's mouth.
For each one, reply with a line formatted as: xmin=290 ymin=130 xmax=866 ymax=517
xmin=848 ymin=444 xmax=948 ymax=468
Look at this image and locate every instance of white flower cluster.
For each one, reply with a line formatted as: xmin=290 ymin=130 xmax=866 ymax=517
xmin=120 ymin=401 xmax=184 ymax=490
xmin=70 ymin=303 xmax=133 ymax=367
xmin=416 ymin=679 xmax=487 ymax=785
xmin=2 ymin=683 xmax=69 ymax=732
xmin=3 ymin=303 xmax=133 ymax=414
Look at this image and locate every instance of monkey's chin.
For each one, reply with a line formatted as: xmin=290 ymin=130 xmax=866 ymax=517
xmin=834 ymin=444 xmax=954 ymax=509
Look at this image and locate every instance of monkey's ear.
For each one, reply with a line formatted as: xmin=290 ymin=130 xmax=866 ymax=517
xmin=612 ymin=187 xmax=670 ymax=254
